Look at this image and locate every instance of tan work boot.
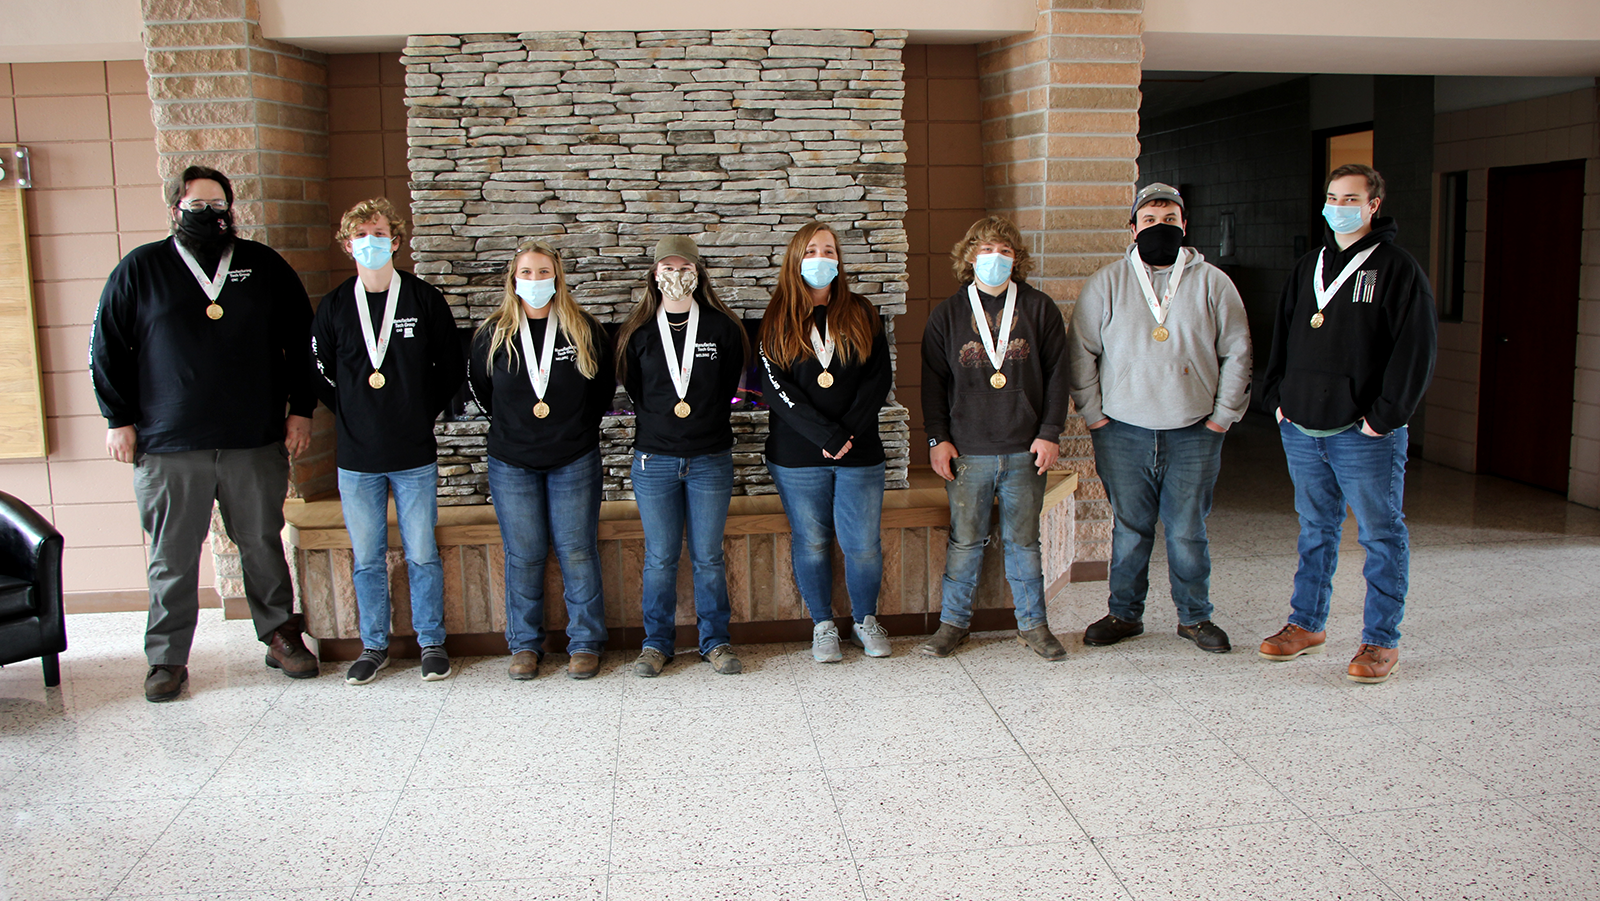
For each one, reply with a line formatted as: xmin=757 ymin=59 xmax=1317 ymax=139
xmin=918 ymin=623 xmax=969 ymax=658
xmin=1346 ymin=644 xmax=1399 ymax=683
xmin=567 ymin=651 xmax=601 ymax=680
xmin=1258 ymin=623 xmax=1327 ymax=661
xmin=508 ymin=650 xmax=540 ymax=681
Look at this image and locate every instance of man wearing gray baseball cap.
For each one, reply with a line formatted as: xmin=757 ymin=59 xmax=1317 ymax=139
xmin=1068 ymin=183 xmax=1252 ymax=654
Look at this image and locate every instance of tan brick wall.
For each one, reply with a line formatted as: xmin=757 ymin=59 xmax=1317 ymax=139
xmin=977 ymin=0 xmax=1146 ymax=568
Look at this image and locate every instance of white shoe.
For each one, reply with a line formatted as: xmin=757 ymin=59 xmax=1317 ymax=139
xmin=812 ymin=620 xmax=843 ymax=663
xmin=852 ymin=616 xmax=891 ymax=658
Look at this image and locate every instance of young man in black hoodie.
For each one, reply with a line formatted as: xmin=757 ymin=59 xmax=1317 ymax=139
xmin=312 ymin=198 xmax=466 ymax=685
xmin=1259 ymin=164 xmax=1437 ymax=684
xmin=918 ymin=216 xmax=1072 ymax=661
xmin=92 ymin=166 xmax=320 ymax=701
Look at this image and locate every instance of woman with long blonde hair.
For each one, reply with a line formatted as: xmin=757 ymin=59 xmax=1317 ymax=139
xmin=618 ymin=236 xmax=749 ymax=678
xmin=758 ymin=222 xmax=893 ymax=663
xmin=468 ymin=239 xmax=614 ymax=681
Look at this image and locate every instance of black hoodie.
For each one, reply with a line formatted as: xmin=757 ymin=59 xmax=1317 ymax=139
xmin=1262 ymin=218 xmax=1437 ymax=434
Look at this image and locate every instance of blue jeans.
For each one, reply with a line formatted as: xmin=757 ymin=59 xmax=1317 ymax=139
xmin=630 ymin=450 xmax=734 ymax=656
xmin=768 ymin=461 xmax=886 ymax=624
xmin=940 ymin=452 xmax=1048 ymax=631
xmin=338 ymin=463 xmax=446 ymax=650
xmin=488 ymin=452 xmax=608 ymax=656
xmin=1279 ymin=420 xmax=1410 ymax=648
xmin=1091 ymin=419 xmax=1225 ymax=626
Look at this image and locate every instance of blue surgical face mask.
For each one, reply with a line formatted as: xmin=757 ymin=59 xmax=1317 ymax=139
xmin=1322 ymin=203 xmax=1366 ymax=235
xmin=351 ymin=234 xmax=394 ymax=270
xmin=515 ymin=277 xmax=556 ymax=309
xmin=973 ymin=252 xmax=1013 ymax=288
xmin=800 ymin=257 xmax=838 ymax=289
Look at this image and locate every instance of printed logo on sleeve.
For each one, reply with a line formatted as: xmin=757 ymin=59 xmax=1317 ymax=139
xmin=1351 ymin=270 xmax=1378 ymax=305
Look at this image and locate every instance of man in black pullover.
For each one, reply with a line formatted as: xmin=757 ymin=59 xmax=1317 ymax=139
xmin=1259 ymin=164 xmax=1437 ymax=684
xmin=918 ymin=216 xmax=1072 ymax=661
xmin=92 ymin=166 xmax=320 ymax=701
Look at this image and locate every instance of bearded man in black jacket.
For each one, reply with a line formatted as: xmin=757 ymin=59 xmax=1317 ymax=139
xmin=92 ymin=166 xmax=320 ymax=701
xmin=1258 ymin=163 xmax=1437 ymax=684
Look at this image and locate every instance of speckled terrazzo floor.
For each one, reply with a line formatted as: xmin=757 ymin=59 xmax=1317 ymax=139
xmin=4 ymin=413 xmax=1600 ymax=901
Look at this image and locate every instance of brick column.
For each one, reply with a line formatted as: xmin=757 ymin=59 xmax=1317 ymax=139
xmin=141 ymin=0 xmax=334 ymax=612
xmin=978 ymin=0 xmax=1144 ymax=576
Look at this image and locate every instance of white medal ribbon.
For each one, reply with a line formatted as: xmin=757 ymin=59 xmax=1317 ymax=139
xmin=172 ymin=238 xmax=233 ymax=302
xmin=1313 ymin=246 xmax=1379 ymax=313
xmin=966 ymin=281 xmax=1018 ymax=374
xmin=655 ymin=301 xmax=701 ymax=404
xmin=353 ymin=275 xmax=402 ymax=374
xmin=809 ymin=320 xmax=835 ymax=371
xmin=516 ymin=314 xmax=560 ymax=402
xmin=1128 ymin=246 xmax=1189 ymax=327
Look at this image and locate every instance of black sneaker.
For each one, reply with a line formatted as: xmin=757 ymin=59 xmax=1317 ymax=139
xmin=1177 ymin=621 xmax=1231 ymax=653
xmin=1083 ymin=614 xmax=1144 ymax=646
xmin=420 ymin=645 xmax=452 ymax=681
xmin=345 ymin=648 xmax=388 ymax=685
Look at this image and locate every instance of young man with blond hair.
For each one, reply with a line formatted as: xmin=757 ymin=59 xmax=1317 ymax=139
xmin=919 ymin=215 xmax=1072 ymax=661
xmin=311 ymin=198 xmax=466 ymax=684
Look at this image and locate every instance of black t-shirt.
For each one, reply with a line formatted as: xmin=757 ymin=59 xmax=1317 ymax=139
xmin=90 ymin=237 xmax=316 ymax=453
xmin=468 ymin=312 xmax=615 ymax=471
xmin=310 ymin=271 xmax=467 ymax=473
xmin=760 ymin=304 xmax=893 ymax=467
xmin=622 ymin=301 xmax=746 ymax=457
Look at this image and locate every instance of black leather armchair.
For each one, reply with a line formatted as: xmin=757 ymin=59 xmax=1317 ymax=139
xmin=0 ymin=490 xmax=66 ymax=687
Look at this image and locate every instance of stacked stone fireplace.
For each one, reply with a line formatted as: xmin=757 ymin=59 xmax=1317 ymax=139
xmin=401 ymin=29 xmax=912 ymax=502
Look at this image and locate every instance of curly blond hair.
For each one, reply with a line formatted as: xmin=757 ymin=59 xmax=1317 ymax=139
xmin=949 ymin=215 xmax=1031 ymax=285
xmin=335 ymin=197 xmax=409 ymax=255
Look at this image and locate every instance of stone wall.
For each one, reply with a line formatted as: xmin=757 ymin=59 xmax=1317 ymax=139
xmin=401 ymin=29 xmax=913 ymax=501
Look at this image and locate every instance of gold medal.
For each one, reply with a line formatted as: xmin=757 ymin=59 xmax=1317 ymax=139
xmin=674 ymin=400 xmax=691 ymax=418
xmin=533 ymin=401 xmax=550 ymax=419
xmin=817 ymin=371 xmax=834 ymax=388
xmin=990 ymin=372 xmax=1007 ymax=389
xmin=206 ymin=303 xmax=224 ymax=320
xmin=368 ymin=371 xmax=385 ymax=389
xmin=1152 ymin=326 xmax=1169 ymax=342
xmin=1310 ymin=312 xmax=1325 ymax=329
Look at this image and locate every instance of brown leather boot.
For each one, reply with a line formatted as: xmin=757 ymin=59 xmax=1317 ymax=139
xmin=265 ymin=619 xmax=319 ymax=679
xmin=145 ymin=665 xmax=187 ymax=702
xmin=918 ymin=623 xmax=969 ymax=658
xmin=1017 ymin=625 xmax=1067 ymax=661
xmin=567 ymin=652 xmax=601 ymax=680
xmin=1258 ymin=624 xmax=1326 ymax=661
xmin=1347 ymin=644 xmax=1399 ymax=683
xmin=508 ymin=650 xmax=540 ymax=681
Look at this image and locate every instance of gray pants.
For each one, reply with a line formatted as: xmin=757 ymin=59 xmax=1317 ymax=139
xmin=133 ymin=444 xmax=296 ymax=666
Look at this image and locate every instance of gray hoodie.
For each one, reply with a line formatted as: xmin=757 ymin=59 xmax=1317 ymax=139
xmin=1068 ymin=246 xmax=1252 ymax=431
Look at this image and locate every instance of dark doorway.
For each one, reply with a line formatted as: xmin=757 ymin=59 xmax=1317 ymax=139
xmin=1477 ymin=159 xmax=1586 ymax=493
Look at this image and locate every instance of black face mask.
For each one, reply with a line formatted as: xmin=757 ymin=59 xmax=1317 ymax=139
xmin=1134 ymin=223 xmax=1185 ymax=267
xmin=175 ymin=207 xmax=234 ymax=254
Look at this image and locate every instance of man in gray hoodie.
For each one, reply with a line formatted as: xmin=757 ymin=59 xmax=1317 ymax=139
xmin=1068 ymin=183 xmax=1252 ymax=654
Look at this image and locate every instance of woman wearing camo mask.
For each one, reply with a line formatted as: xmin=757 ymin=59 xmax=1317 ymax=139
xmin=615 ymin=236 xmax=750 ymax=678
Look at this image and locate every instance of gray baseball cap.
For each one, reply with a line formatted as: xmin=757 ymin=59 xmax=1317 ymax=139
xmin=652 ymin=235 xmax=700 ymax=265
xmin=1132 ymin=183 xmax=1184 ymax=218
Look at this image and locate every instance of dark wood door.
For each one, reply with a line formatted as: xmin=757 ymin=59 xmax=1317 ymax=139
xmin=1477 ymin=159 xmax=1586 ymax=493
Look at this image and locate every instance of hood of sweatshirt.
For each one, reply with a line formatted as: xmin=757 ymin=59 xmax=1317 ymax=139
xmin=1321 ymin=216 xmax=1399 ymax=259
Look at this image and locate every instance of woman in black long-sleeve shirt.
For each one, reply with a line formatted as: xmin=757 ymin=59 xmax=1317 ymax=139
xmin=469 ymin=239 xmax=614 ymax=681
xmin=758 ymin=222 xmax=893 ymax=663
xmin=617 ymin=236 xmax=749 ymax=677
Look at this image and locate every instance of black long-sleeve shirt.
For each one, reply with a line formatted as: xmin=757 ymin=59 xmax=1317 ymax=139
xmin=311 ymin=271 xmax=466 ymax=473
xmin=622 ymin=303 xmax=746 ymax=457
xmin=90 ymin=237 xmax=315 ymax=453
xmin=759 ymin=305 xmax=893 ymax=467
xmin=920 ymin=280 xmax=1071 ymax=455
xmin=1262 ymin=218 xmax=1437 ymax=434
xmin=467 ymin=313 xmax=615 ymax=471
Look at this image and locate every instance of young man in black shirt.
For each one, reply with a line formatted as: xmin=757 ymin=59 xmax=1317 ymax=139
xmin=311 ymin=198 xmax=466 ymax=684
xmin=92 ymin=165 xmax=319 ymax=701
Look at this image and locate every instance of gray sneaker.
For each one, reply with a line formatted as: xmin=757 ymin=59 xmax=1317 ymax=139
xmin=634 ymin=647 xmax=669 ymax=678
xmin=812 ymin=620 xmax=843 ymax=663
xmin=704 ymin=644 xmax=743 ymax=675
xmin=420 ymin=645 xmax=452 ymax=681
xmin=345 ymin=648 xmax=388 ymax=685
xmin=851 ymin=616 xmax=891 ymax=658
